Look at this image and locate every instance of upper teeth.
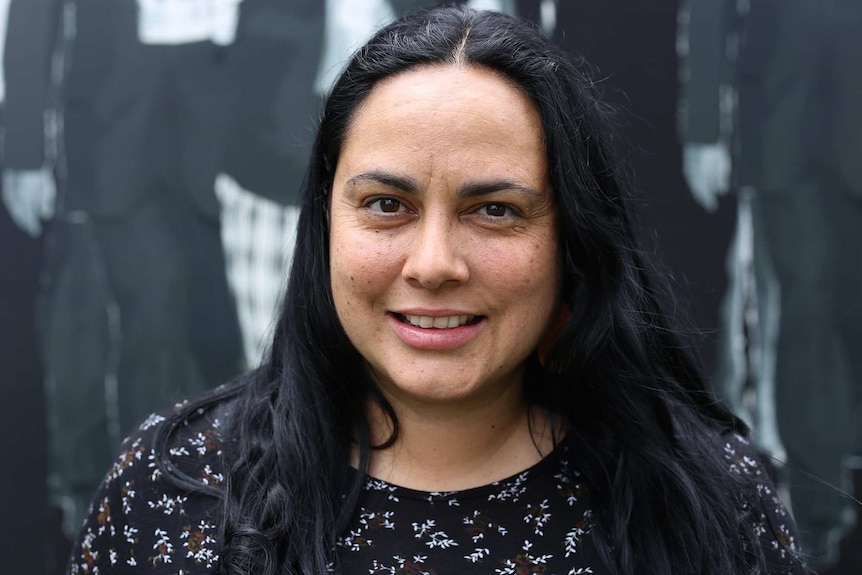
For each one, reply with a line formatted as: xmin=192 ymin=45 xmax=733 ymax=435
xmin=404 ymin=314 xmax=474 ymax=329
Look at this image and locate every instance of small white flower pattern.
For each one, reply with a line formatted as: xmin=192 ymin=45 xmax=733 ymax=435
xmin=69 ymin=403 xmax=806 ymax=575
xmin=181 ymin=520 xmax=218 ymax=568
xmin=68 ymin=403 xmax=225 ymax=574
xmin=564 ymin=511 xmax=593 ymax=558
xmin=723 ymin=435 xmax=802 ymax=561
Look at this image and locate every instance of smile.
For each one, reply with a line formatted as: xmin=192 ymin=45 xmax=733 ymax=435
xmin=399 ymin=314 xmax=480 ymax=329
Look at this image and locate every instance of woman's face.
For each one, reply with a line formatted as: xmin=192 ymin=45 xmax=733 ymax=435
xmin=329 ymin=64 xmax=561 ymax=408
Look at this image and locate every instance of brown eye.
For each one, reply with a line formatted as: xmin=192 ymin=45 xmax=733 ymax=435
xmin=480 ymin=203 xmax=513 ymax=218
xmin=369 ymin=197 xmax=404 ymax=213
xmin=380 ymin=198 xmax=401 ymax=212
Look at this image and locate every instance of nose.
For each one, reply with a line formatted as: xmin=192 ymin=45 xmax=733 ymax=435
xmin=402 ymin=214 xmax=469 ymax=289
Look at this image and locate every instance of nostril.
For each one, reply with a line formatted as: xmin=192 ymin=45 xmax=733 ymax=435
xmin=402 ymin=246 xmax=469 ymax=288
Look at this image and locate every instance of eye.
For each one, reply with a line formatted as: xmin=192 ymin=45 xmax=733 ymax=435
xmin=477 ymin=203 xmax=517 ymax=219
xmin=367 ymin=197 xmax=406 ymax=214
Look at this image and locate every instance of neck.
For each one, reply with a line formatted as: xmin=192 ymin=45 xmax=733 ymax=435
xmin=359 ymin=385 xmax=560 ymax=492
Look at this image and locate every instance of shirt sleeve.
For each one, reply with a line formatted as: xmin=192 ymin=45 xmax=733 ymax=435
xmin=723 ymin=433 xmax=812 ymax=574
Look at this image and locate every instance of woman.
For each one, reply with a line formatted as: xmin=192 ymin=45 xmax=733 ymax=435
xmin=68 ymin=6 xmax=808 ymax=575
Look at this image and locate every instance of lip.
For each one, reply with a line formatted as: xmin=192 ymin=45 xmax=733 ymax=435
xmin=388 ymin=310 xmax=485 ymax=350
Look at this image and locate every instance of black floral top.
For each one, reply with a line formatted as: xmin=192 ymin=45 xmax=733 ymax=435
xmin=68 ymin=401 xmax=807 ymax=575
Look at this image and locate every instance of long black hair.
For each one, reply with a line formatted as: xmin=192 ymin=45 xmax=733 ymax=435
xmin=156 ymin=6 xmax=788 ymax=574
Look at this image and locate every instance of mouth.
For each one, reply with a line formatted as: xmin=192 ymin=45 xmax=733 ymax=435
xmin=395 ymin=313 xmax=483 ymax=329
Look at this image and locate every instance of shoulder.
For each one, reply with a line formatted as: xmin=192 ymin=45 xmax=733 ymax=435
xmin=68 ymin=397 xmax=230 ymax=574
xmin=116 ymin=396 xmax=230 ymax=492
xmin=155 ymin=398 xmax=231 ymax=487
xmin=721 ymin=432 xmax=810 ymax=573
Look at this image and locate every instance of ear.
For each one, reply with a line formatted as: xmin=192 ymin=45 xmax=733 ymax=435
xmin=538 ymin=303 xmax=571 ymax=367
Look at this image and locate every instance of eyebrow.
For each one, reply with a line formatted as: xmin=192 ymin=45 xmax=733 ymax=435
xmin=346 ymin=170 xmax=544 ymax=198
xmin=346 ymin=171 xmax=419 ymax=194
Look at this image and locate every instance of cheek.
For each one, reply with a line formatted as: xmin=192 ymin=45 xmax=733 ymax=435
xmin=496 ymin=238 xmax=562 ymax=338
xmin=483 ymin=238 xmax=559 ymax=295
xmin=331 ymin=230 xmax=402 ymax=306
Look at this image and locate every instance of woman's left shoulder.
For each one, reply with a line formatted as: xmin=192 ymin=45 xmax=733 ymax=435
xmin=720 ymin=432 xmax=811 ymax=573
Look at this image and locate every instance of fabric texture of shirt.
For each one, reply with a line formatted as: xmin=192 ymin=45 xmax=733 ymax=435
xmin=67 ymin=399 xmax=808 ymax=575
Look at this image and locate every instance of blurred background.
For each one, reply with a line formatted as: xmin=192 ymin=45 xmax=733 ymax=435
xmin=1 ymin=0 xmax=859 ymax=573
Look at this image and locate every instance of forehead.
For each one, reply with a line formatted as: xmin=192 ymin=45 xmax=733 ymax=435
xmin=337 ymin=64 xmax=547 ymax=184
xmin=356 ymin=63 xmax=537 ymax=117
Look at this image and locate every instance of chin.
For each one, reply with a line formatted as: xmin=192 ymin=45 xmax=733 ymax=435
xmin=372 ymin=365 xmax=524 ymax=407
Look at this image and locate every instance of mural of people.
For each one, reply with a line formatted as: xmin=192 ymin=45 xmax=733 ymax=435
xmin=2 ymin=0 xmax=244 ymax=541
xmin=680 ymin=0 xmax=862 ymax=569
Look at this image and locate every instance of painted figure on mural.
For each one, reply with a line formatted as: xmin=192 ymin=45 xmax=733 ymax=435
xmin=2 ymin=0 xmax=244 ymax=536
xmin=680 ymin=0 xmax=862 ymax=568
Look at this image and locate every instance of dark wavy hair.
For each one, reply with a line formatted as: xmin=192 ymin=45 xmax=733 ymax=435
xmin=156 ymin=6 xmax=790 ymax=575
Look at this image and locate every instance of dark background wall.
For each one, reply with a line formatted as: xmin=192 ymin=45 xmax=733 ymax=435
xmin=0 ymin=197 xmax=53 ymax=571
